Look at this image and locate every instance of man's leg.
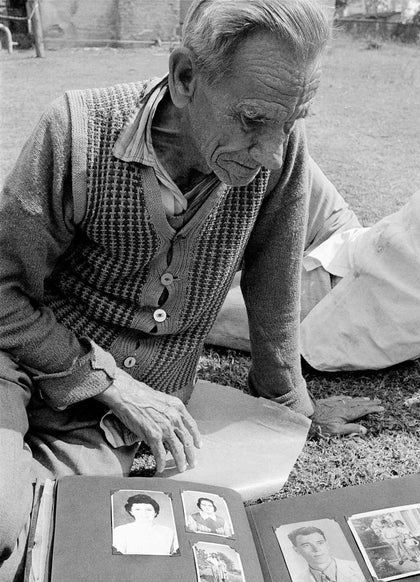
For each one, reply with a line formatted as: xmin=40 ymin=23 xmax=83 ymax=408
xmin=26 ymin=390 xmax=140 ymax=479
xmin=206 ymin=266 xmax=334 ymax=351
xmin=0 ymin=350 xmax=140 ymax=580
xmin=0 ymin=351 xmax=35 ymax=581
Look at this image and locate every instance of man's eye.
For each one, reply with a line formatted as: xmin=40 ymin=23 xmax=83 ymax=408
xmin=240 ymin=113 xmax=265 ymax=127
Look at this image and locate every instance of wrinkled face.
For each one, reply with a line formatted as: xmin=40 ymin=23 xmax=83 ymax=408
xmin=129 ymin=503 xmax=157 ymax=523
xmin=187 ymin=32 xmax=321 ymax=186
xmin=294 ymin=533 xmax=331 ymax=568
xmin=199 ymin=500 xmax=216 ymax=514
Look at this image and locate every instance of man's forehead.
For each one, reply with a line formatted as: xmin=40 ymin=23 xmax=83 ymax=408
xmin=211 ymin=36 xmax=321 ymax=119
xmin=296 ymin=532 xmax=325 ymax=544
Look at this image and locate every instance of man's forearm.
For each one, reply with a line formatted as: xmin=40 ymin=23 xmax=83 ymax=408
xmin=0 ymin=95 xmax=109 ymax=406
xmin=242 ymin=121 xmax=312 ymax=416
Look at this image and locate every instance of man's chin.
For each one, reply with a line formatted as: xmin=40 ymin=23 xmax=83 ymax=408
xmin=214 ymin=165 xmax=261 ymax=187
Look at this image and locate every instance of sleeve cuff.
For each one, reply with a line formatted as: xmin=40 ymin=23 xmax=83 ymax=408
xmin=32 ymin=338 xmax=116 ymax=410
xmin=270 ymin=386 xmax=315 ymax=417
xmin=248 ymin=370 xmax=314 ymax=417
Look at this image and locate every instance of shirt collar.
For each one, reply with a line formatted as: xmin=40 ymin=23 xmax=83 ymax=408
xmin=309 ymin=558 xmax=336 ymax=582
xmin=113 ymin=74 xmax=192 ymax=213
xmin=113 ymin=74 xmax=169 ymax=165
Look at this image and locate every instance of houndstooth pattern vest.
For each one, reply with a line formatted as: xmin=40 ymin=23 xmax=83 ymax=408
xmin=44 ymin=82 xmax=270 ymax=400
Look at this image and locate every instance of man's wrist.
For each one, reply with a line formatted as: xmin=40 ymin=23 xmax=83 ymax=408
xmin=94 ymin=382 xmax=120 ymax=406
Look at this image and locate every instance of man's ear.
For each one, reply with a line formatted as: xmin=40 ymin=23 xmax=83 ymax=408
xmin=168 ymin=47 xmax=197 ymax=108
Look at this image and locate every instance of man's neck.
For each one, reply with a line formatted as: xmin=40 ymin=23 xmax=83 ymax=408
xmin=309 ymin=558 xmax=335 ymax=581
xmin=151 ymin=93 xmax=211 ymax=191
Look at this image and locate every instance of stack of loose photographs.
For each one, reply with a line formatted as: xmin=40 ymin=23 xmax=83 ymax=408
xmin=110 ymin=488 xmax=246 ymax=581
xmin=275 ymin=504 xmax=420 ymax=582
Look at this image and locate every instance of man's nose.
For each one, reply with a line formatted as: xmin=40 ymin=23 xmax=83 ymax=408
xmin=249 ymin=132 xmax=285 ymax=170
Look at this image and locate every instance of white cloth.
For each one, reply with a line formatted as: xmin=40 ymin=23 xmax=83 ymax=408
xmin=303 ymin=227 xmax=367 ymax=278
xmin=112 ymin=522 xmax=176 ymax=555
xmin=301 ymin=189 xmax=420 ymax=370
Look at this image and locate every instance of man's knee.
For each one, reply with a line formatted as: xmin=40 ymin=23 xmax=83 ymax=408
xmin=0 ymin=351 xmax=35 ymax=561
xmin=0 ymin=480 xmax=33 ymax=563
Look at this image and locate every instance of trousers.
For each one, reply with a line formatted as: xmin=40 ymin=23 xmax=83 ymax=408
xmin=0 ymin=350 xmax=139 ymax=581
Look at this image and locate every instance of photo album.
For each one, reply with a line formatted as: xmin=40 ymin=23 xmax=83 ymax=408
xmin=25 ymin=473 xmax=420 ymax=582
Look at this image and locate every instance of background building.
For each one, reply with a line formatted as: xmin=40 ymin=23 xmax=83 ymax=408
xmin=1 ymin=0 xmax=337 ymax=48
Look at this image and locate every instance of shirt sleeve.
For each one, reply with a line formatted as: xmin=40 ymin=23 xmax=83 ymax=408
xmin=241 ymin=120 xmax=314 ymax=416
xmin=0 ymin=96 xmax=115 ymax=409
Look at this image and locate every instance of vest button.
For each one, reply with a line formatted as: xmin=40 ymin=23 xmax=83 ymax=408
xmin=123 ymin=356 xmax=136 ymax=368
xmin=160 ymin=273 xmax=174 ymax=286
xmin=153 ymin=308 xmax=167 ymax=322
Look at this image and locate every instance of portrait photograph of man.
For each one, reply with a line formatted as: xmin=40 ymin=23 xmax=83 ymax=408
xmin=275 ymin=518 xmax=367 ymax=582
xmin=111 ymin=489 xmax=179 ymax=555
xmin=182 ymin=491 xmax=234 ymax=537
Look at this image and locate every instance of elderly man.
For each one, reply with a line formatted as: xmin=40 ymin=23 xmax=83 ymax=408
xmin=0 ymin=0 xmax=382 ymax=578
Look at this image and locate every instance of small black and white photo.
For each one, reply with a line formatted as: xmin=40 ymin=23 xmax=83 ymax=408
xmin=192 ymin=541 xmax=246 ymax=582
xmin=182 ymin=490 xmax=234 ymax=537
xmin=111 ymin=489 xmax=179 ymax=555
xmin=348 ymin=503 xmax=420 ymax=581
xmin=275 ymin=518 xmax=367 ymax=582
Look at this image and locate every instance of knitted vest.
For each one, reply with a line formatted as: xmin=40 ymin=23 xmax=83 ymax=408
xmin=44 ymin=82 xmax=270 ymax=399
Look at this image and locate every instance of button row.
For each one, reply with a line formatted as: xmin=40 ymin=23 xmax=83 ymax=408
xmin=160 ymin=272 xmax=174 ymax=286
xmin=123 ymin=305 xmax=169 ymax=369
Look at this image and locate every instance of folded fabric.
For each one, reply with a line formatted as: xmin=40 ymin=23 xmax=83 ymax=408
xmin=301 ymin=189 xmax=420 ymax=370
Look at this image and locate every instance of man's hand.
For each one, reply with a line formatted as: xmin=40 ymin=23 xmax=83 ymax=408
xmin=311 ymin=395 xmax=384 ymax=437
xmin=96 ymin=368 xmax=202 ymax=472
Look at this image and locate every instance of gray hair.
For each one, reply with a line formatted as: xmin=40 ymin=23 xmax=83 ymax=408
xmin=182 ymin=0 xmax=331 ymax=84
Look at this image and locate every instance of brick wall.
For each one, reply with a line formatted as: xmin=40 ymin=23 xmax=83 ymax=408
xmin=117 ymin=0 xmax=180 ymax=41
xmin=41 ymin=0 xmax=179 ymax=43
xmin=41 ymin=0 xmax=118 ymax=40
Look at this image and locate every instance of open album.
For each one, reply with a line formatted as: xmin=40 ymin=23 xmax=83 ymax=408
xmin=26 ymin=473 xmax=420 ymax=582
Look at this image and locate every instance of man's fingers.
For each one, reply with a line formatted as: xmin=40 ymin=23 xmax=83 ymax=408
xmin=337 ymin=423 xmax=368 ymax=436
xmin=167 ymin=399 xmax=202 ymax=448
xmin=329 ymin=397 xmax=382 ymax=406
xmin=165 ymin=431 xmax=189 ymax=472
xmin=179 ymin=412 xmax=202 ymax=448
xmin=149 ymin=439 xmax=168 ymax=473
xmin=347 ymin=403 xmax=385 ymax=419
xmin=174 ymin=427 xmax=197 ymax=468
xmin=320 ymin=422 xmax=367 ymax=436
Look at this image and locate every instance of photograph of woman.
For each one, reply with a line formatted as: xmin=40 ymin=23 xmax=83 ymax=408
xmin=111 ymin=490 xmax=179 ymax=555
xmin=182 ymin=491 xmax=234 ymax=537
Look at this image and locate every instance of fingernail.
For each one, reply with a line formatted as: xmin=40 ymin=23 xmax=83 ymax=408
xmin=360 ymin=426 xmax=367 ymax=435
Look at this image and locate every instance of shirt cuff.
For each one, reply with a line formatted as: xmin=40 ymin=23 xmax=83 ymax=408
xmin=32 ymin=338 xmax=116 ymax=410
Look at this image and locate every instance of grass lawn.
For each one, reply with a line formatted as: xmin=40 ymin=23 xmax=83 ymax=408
xmin=1 ymin=33 xmax=420 ymax=499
